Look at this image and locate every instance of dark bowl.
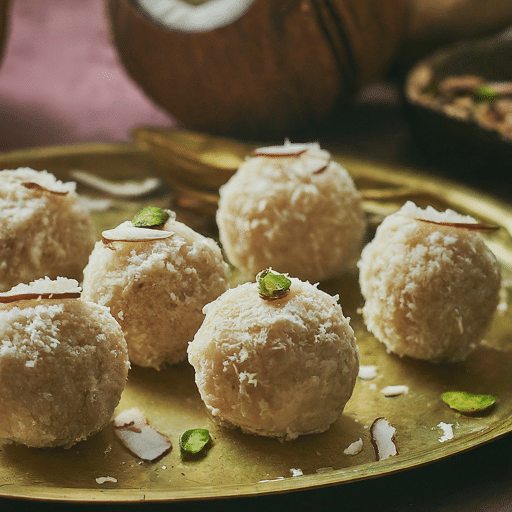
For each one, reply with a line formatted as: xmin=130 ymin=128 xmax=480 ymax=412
xmin=404 ymin=33 xmax=512 ymax=181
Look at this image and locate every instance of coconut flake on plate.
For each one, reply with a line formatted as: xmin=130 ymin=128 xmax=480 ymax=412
xmin=370 ymin=417 xmax=398 ymax=461
xmin=343 ymin=438 xmax=363 ymax=455
xmin=70 ymin=169 xmax=163 ymax=198
xmin=358 ymin=365 xmax=379 ymax=380
xmin=113 ymin=407 xmax=172 ymax=461
xmin=95 ymin=476 xmax=118 ymax=484
xmin=381 ymin=385 xmax=409 ymax=397
xmin=437 ymin=422 xmax=454 ymax=443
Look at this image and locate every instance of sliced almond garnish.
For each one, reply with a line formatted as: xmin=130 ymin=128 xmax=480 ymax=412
xmin=113 ymin=408 xmax=172 ymax=461
xmin=102 ymin=222 xmax=174 ymax=245
xmin=370 ymin=417 xmax=398 ymax=461
xmin=22 ymin=182 xmax=69 ymax=196
xmin=415 ymin=218 xmax=499 ymax=233
xmin=308 ymin=155 xmax=330 ymax=174
xmin=253 ymin=142 xmax=314 ymax=157
xmin=252 ymin=142 xmax=331 ymax=173
xmin=0 ymin=277 xmax=81 ymax=304
xmin=0 ymin=292 xmax=81 ymax=304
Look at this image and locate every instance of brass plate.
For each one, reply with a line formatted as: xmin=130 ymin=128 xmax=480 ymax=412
xmin=0 ymin=142 xmax=511 ymax=503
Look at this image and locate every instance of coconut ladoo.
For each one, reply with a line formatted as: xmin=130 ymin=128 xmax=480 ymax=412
xmin=358 ymin=201 xmax=501 ymax=362
xmin=216 ymin=141 xmax=366 ymax=283
xmin=0 ymin=277 xmax=129 ymax=448
xmin=81 ymin=207 xmax=229 ymax=370
xmin=187 ymin=269 xmax=359 ymax=441
xmin=0 ymin=167 xmax=95 ymax=292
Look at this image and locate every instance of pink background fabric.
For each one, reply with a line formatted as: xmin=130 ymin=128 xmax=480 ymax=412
xmin=0 ymin=0 xmax=177 ymax=151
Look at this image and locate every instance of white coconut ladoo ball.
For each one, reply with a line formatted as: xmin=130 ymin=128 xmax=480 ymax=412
xmin=187 ymin=269 xmax=359 ymax=441
xmin=82 ymin=207 xmax=229 ymax=370
xmin=216 ymin=141 xmax=366 ymax=283
xmin=358 ymin=201 xmax=501 ymax=362
xmin=0 ymin=167 xmax=95 ymax=292
xmin=0 ymin=277 xmax=129 ymax=448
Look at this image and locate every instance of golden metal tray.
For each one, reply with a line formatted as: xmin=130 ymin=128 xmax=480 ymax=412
xmin=0 ymin=139 xmax=511 ymax=503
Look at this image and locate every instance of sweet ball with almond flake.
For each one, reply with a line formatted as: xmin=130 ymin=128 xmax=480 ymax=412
xmin=82 ymin=209 xmax=229 ymax=370
xmin=358 ymin=201 xmax=501 ymax=362
xmin=0 ymin=277 xmax=128 ymax=448
xmin=216 ymin=142 xmax=366 ymax=283
xmin=0 ymin=168 xmax=95 ymax=292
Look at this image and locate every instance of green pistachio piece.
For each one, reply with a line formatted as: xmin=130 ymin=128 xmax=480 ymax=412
xmin=473 ymin=85 xmax=498 ymax=102
xmin=132 ymin=206 xmax=170 ymax=228
xmin=257 ymin=268 xmax=291 ymax=300
xmin=180 ymin=428 xmax=211 ymax=456
xmin=441 ymin=391 xmax=496 ymax=414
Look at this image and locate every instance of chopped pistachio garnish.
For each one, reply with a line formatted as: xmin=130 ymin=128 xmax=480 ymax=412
xmin=473 ymin=85 xmax=498 ymax=102
xmin=180 ymin=428 xmax=211 ymax=457
xmin=132 ymin=206 xmax=170 ymax=228
xmin=257 ymin=268 xmax=291 ymax=300
xmin=441 ymin=391 xmax=496 ymax=414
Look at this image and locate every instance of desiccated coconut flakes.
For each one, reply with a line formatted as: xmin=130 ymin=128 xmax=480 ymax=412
xmin=358 ymin=365 xmax=378 ymax=380
xmin=381 ymin=385 xmax=409 ymax=397
xmin=95 ymin=476 xmax=118 ymax=484
xmin=437 ymin=422 xmax=454 ymax=443
xmin=343 ymin=438 xmax=363 ymax=455
xmin=370 ymin=417 xmax=398 ymax=461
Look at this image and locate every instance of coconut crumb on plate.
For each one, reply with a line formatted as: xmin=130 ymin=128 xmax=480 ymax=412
xmin=358 ymin=365 xmax=378 ymax=380
xmin=344 ymin=438 xmax=363 ymax=455
xmin=381 ymin=385 xmax=409 ymax=397
xmin=437 ymin=422 xmax=454 ymax=442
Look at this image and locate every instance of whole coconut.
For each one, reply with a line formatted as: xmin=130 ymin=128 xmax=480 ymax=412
xmin=107 ymin=0 xmax=512 ymax=139
xmin=107 ymin=0 xmax=410 ymax=138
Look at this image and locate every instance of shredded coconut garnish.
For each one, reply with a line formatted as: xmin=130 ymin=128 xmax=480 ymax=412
xmin=114 ymin=408 xmax=172 ymax=461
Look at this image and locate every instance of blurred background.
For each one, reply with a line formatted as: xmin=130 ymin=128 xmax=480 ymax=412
xmin=0 ymin=0 xmax=176 ymax=150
